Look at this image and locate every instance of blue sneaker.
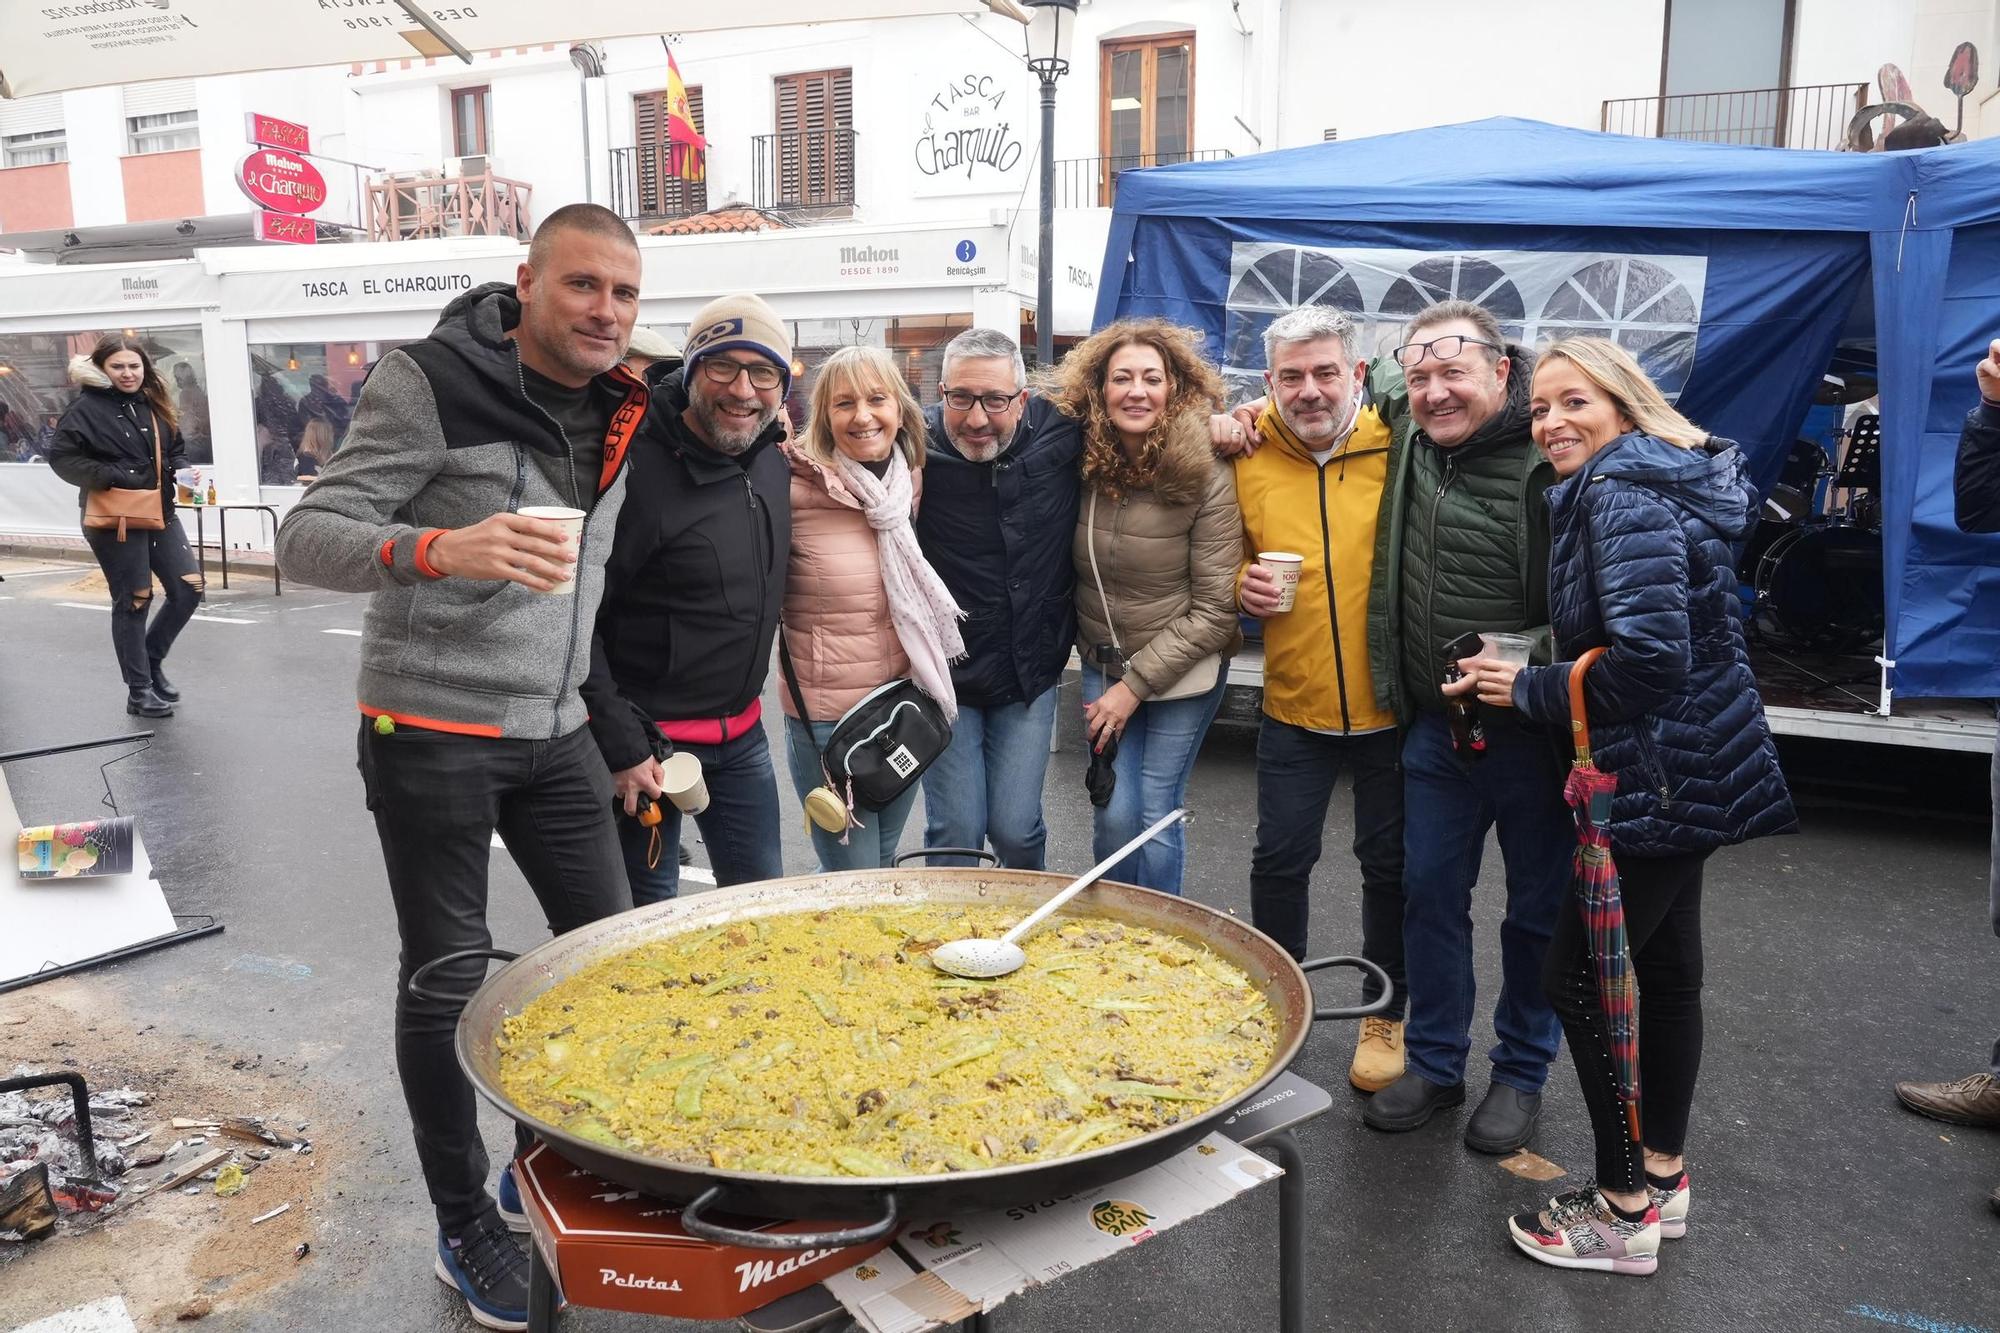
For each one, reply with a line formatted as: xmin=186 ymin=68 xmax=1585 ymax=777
xmin=434 ymin=1221 xmax=530 ymax=1331
xmin=496 ymin=1164 xmax=528 ymax=1234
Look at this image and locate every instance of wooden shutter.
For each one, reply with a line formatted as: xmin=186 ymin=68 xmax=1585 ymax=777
xmin=632 ymin=86 xmax=705 ymax=217
xmin=773 ymin=69 xmax=851 ymax=206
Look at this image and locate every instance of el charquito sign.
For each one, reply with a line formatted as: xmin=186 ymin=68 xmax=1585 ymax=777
xmin=236 ymin=148 xmax=328 ymax=216
xmin=911 ymin=63 xmax=1029 ymax=198
xmin=245 ymin=112 xmax=310 ymax=154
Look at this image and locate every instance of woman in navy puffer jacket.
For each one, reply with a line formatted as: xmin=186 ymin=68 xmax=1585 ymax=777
xmin=1448 ymin=336 xmax=1795 ymax=1278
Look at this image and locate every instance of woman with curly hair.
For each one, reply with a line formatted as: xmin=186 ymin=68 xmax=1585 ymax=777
xmin=1051 ymin=318 xmax=1243 ymax=893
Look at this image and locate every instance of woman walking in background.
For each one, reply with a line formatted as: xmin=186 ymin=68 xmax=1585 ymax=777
xmin=1053 ymin=318 xmax=1242 ymax=894
xmin=780 ymin=346 xmax=964 ymax=870
xmin=46 ymin=334 xmax=203 ymax=718
xmin=1450 ymin=336 xmax=1794 ymax=1276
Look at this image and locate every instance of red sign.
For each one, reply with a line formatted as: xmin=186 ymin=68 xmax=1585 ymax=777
xmin=235 ymin=148 xmax=328 ymax=216
xmin=255 ymin=212 xmax=317 ymax=246
xmin=244 ymin=112 xmax=310 ymax=154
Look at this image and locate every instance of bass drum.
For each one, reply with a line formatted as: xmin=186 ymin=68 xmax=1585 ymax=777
xmin=1754 ymin=524 xmax=1885 ymax=651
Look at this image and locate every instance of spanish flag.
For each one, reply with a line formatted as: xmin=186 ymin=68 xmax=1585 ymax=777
xmin=666 ymin=46 xmax=706 ymax=183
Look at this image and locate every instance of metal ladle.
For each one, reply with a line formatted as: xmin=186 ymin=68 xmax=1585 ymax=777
xmin=928 ymin=808 xmax=1189 ymax=979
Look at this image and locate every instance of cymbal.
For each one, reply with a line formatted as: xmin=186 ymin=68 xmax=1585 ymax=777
xmin=1815 ymin=374 xmax=1878 ymax=405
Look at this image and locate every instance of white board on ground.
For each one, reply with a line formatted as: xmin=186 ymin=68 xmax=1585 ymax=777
xmin=9 ymin=1296 xmax=140 ymax=1333
xmin=0 ymin=768 xmax=178 ymax=988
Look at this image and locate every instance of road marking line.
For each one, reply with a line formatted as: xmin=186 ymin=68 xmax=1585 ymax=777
xmin=684 ymin=866 xmax=716 ymax=885
xmin=322 ymin=628 xmax=363 ymax=637
xmin=58 ymin=601 xmax=110 ymax=612
xmin=0 ymin=566 xmax=86 ymax=578
xmin=0 ymin=595 xmax=13 ymax=601
xmin=289 ymin=602 xmax=346 ymax=611
xmin=190 ymin=614 xmax=257 ymax=624
xmin=491 ymin=833 xmax=506 ymax=848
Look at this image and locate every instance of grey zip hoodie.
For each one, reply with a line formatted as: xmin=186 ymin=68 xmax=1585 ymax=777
xmin=274 ymin=282 xmax=648 ymax=739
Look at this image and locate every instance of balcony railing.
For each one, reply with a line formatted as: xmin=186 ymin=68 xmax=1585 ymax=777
xmin=752 ymin=128 xmax=857 ymax=211
xmin=609 ymin=145 xmax=708 ymax=222
xmin=1601 ymin=83 xmax=1867 ymax=151
xmin=366 ymin=170 xmax=533 ymax=242
xmin=1052 ymin=149 xmax=1233 ymax=209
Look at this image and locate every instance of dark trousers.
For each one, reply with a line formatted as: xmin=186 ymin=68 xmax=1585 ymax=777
xmin=83 ymin=519 xmax=202 ymax=690
xmin=617 ymin=724 xmax=784 ymax=905
xmin=1400 ymin=711 xmax=1573 ymax=1092
xmin=1249 ymin=718 xmax=1406 ymax=1018
xmin=356 ymin=719 xmax=631 ymax=1236
xmin=1544 ymin=849 xmax=1709 ymax=1192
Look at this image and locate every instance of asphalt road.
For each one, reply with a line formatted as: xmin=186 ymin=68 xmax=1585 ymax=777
xmin=3 ymin=554 xmax=1997 ymax=1333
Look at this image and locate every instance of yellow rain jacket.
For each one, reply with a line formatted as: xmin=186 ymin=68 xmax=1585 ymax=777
xmin=1232 ymin=366 xmax=1408 ymax=733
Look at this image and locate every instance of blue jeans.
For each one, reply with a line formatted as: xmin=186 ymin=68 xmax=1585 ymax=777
xmin=919 ymin=688 xmax=1059 ymax=869
xmin=783 ymin=714 xmax=920 ymax=871
xmin=1249 ymin=719 xmax=1405 ymax=1018
xmin=617 ymin=724 xmax=784 ymax=905
xmin=1400 ymin=710 xmax=1572 ymax=1093
xmin=1082 ymin=665 xmax=1229 ymax=894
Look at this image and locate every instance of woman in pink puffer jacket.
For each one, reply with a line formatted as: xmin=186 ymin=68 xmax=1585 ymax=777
xmin=779 ymin=347 xmax=963 ymax=869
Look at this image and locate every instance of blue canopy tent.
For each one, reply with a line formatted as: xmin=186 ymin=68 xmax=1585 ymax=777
xmin=1093 ymin=117 xmax=2000 ymax=703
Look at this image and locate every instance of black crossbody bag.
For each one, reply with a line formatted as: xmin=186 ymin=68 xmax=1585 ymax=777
xmin=777 ymin=629 xmax=951 ymax=811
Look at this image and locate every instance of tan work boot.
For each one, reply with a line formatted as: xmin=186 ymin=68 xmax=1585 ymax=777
xmin=1894 ymin=1072 xmax=2000 ymax=1128
xmin=1350 ymin=1016 xmax=1406 ymax=1093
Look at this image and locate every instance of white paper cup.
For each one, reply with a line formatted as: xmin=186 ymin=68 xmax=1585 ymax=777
xmin=517 ymin=505 xmax=585 ymax=595
xmin=1257 ymin=552 xmax=1304 ymax=613
xmin=661 ymin=751 xmax=710 ymax=815
xmin=1479 ymin=631 xmax=1535 ymax=667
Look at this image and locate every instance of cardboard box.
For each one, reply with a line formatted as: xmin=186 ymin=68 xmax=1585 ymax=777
xmin=820 ymin=1133 xmax=1283 ymax=1333
xmin=514 ymin=1142 xmax=892 ymax=1322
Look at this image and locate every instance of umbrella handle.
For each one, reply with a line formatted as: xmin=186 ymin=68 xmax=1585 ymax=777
xmin=1569 ymin=647 xmax=1608 ymax=764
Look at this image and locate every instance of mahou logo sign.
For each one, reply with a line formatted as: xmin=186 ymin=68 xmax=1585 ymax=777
xmin=236 ymin=148 xmax=328 ymax=216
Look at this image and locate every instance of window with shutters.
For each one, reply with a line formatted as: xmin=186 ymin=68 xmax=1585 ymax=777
xmin=770 ymin=69 xmax=853 ymax=208
xmin=632 ymin=86 xmax=706 ymax=218
xmin=3 ymin=129 xmax=67 ymax=167
xmin=1098 ymin=33 xmax=1194 ymax=205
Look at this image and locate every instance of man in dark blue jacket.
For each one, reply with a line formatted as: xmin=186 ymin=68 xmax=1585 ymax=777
xmin=1899 ymin=336 xmax=2000 ymax=1219
xmin=915 ymin=329 xmax=1082 ymax=867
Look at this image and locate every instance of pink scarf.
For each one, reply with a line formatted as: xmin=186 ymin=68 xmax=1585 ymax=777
xmin=831 ymin=449 xmax=965 ymax=720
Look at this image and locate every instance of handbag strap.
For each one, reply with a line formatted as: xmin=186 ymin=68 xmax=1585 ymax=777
xmin=1568 ymin=646 xmax=1607 ymax=763
xmin=1083 ymin=489 xmax=1123 ymax=661
xmin=775 ymin=628 xmax=815 ymax=725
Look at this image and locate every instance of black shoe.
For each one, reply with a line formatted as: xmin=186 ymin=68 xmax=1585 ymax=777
xmin=1465 ymin=1083 xmax=1542 ymax=1154
xmin=1362 ymin=1071 xmax=1465 ymax=1132
xmin=678 ymin=839 xmax=695 ymax=868
xmin=434 ymin=1219 xmax=530 ymax=1331
xmin=148 ymin=660 xmax=180 ymax=703
xmin=126 ymin=686 xmax=173 ymax=718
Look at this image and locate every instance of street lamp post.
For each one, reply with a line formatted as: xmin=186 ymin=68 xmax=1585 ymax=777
xmin=1022 ymin=0 xmax=1077 ymax=370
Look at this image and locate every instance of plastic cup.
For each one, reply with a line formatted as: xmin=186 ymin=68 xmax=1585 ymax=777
xmin=175 ymin=468 xmax=199 ymax=505
xmin=1479 ymin=631 xmax=1535 ymax=667
xmin=1257 ymin=551 xmax=1304 ymax=612
xmin=517 ymin=505 xmax=585 ymax=595
xmin=661 ymin=751 xmax=709 ymax=816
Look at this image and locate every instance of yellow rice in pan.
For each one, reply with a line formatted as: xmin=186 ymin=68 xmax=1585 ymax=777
xmin=495 ymin=905 xmax=1279 ymax=1178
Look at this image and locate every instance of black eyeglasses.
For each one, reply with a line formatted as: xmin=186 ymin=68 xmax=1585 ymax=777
xmin=940 ymin=387 xmax=1022 ymax=414
xmin=1393 ymin=335 xmax=1501 ymax=368
xmin=698 ymin=357 xmax=784 ymax=391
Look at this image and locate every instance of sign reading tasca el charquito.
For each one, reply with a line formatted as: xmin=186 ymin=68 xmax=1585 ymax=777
xmin=909 ymin=55 xmax=1032 ymax=199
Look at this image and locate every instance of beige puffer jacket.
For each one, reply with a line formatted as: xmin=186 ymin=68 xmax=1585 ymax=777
xmin=779 ymin=449 xmax=912 ymax=720
xmin=1073 ymin=413 xmax=1245 ymax=700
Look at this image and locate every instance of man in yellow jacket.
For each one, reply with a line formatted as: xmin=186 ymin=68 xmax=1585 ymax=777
xmin=1232 ymin=305 xmax=1411 ymax=1093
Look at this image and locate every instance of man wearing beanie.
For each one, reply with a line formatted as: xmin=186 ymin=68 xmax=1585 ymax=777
xmin=583 ymin=293 xmax=794 ymax=903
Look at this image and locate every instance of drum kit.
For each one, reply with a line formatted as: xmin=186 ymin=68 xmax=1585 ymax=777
xmin=1746 ymin=372 xmax=1886 ymax=653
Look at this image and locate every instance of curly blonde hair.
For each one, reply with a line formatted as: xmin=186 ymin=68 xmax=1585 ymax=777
xmin=1043 ymin=318 xmax=1224 ymax=498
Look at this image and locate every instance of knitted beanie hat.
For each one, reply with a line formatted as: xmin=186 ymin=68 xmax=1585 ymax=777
xmin=682 ymin=293 xmax=794 ymax=390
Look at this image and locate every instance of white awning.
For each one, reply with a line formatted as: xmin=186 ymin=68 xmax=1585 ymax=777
xmin=0 ymin=1 xmax=1029 ymax=99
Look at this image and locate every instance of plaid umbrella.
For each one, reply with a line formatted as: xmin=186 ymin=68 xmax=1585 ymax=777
xmin=1565 ymin=646 xmax=1641 ymax=1145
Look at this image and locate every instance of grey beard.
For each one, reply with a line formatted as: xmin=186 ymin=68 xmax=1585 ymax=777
xmin=694 ymin=398 xmax=775 ymax=456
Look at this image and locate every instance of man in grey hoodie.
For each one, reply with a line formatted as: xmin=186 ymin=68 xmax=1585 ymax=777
xmin=276 ymin=203 xmax=649 ymax=1332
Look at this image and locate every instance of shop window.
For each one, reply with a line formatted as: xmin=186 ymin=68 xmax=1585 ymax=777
xmin=247 ymin=340 xmax=411 ymax=485
xmin=0 ymin=327 xmax=210 ymax=467
xmin=3 ymin=129 xmax=67 ymax=168
xmin=128 ymin=110 xmax=199 ymax=156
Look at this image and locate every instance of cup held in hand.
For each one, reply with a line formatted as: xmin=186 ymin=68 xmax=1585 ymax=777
xmin=517 ymin=505 xmax=586 ymax=595
xmin=1257 ymin=551 xmax=1304 ymax=613
xmin=1478 ymin=631 xmax=1535 ymax=668
xmin=660 ymin=751 xmax=709 ymax=815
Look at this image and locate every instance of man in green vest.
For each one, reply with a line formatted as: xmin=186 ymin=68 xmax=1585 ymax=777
xmin=1359 ymin=299 xmax=1572 ymax=1154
